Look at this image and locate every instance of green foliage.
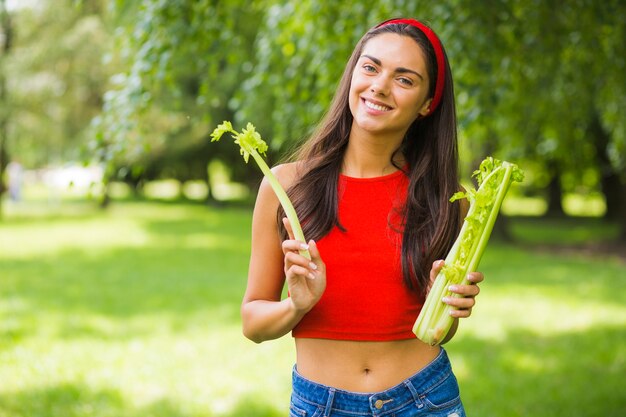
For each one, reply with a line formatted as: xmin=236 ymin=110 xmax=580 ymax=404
xmin=93 ymin=0 xmax=269 ymax=186
xmin=99 ymin=0 xmax=625 ymax=190
xmin=5 ymin=0 xmax=624 ymax=218
xmin=6 ymin=0 xmax=112 ymax=167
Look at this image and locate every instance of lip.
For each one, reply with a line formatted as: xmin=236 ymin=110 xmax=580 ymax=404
xmin=361 ymin=97 xmax=393 ymax=113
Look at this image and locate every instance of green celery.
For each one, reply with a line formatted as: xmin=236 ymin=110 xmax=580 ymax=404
xmin=210 ymin=121 xmax=310 ymax=259
xmin=413 ymin=157 xmax=524 ymax=345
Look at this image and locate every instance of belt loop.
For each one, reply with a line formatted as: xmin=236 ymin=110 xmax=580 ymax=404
xmin=404 ymin=379 xmax=424 ymax=409
xmin=324 ymin=388 xmax=336 ymax=416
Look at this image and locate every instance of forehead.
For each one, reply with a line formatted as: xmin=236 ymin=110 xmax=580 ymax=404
xmin=361 ymin=33 xmax=428 ymax=72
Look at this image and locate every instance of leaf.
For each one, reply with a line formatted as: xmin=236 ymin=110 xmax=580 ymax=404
xmin=210 ymin=121 xmax=234 ymax=142
xmin=234 ymin=122 xmax=268 ymax=162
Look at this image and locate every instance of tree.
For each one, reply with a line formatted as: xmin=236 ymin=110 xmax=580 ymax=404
xmin=93 ymin=0 xmax=271 ymax=204
xmin=98 ymin=0 xmax=626 ymax=239
xmin=7 ymin=0 xmax=113 ymax=168
xmin=0 ymin=0 xmax=12 ymax=211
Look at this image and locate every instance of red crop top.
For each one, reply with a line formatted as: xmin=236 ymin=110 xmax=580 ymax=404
xmin=292 ymin=169 xmax=423 ymax=341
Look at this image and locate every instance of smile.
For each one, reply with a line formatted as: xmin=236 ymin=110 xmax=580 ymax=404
xmin=363 ymin=99 xmax=391 ymax=112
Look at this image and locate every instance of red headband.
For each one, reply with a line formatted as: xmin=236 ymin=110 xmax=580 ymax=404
xmin=376 ymin=18 xmax=446 ymax=115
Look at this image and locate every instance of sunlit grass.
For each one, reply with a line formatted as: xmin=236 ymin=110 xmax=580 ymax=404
xmin=448 ymin=244 xmax=625 ymax=416
xmin=1 ymin=200 xmax=624 ymax=416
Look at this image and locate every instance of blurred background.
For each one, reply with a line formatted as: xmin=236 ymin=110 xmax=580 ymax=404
xmin=0 ymin=1 xmax=624 ymax=416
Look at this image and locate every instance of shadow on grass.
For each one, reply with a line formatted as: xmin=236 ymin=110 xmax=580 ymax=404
xmin=0 ymin=383 xmax=202 ymax=417
xmin=0 ymin=383 xmax=283 ymax=417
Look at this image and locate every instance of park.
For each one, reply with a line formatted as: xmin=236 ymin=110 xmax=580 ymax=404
xmin=0 ymin=1 xmax=624 ymax=416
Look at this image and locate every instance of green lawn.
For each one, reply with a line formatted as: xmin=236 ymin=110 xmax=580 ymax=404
xmin=1 ymin=200 xmax=624 ymax=416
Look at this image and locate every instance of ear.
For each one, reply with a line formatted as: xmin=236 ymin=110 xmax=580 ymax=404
xmin=418 ymin=98 xmax=433 ymax=117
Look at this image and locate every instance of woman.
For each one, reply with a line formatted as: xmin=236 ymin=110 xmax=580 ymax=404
xmin=242 ymin=18 xmax=483 ymax=416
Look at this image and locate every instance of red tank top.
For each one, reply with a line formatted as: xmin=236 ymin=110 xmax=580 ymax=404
xmin=292 ymin=169 xmax=423 ymax=341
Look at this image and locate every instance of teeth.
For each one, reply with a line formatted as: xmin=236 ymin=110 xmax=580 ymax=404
xmin=365 ymin=100 xmax=391 ymax=112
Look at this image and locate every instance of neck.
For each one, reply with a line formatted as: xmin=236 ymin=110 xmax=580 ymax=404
xmin=342 ymin=126 xmax=406 ymax=178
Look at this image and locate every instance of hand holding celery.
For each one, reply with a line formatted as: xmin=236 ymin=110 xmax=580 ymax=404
xmin=413 ymin=157 xmax=524 ymax=345
xmin=210 ymin=121 xmax=310 ymax=259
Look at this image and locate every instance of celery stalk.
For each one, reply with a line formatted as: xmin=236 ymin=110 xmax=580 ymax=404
xmin=210 ymin=121 xmax=310 ymax=259
xmin=413 ymin=157 xmax=524 ymax=345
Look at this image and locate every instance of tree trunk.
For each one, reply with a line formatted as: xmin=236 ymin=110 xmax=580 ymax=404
xmin=99 ymin=181 xmax=111 ymax=209
xmin=618 ymin=182 xmax=626 ymax=243
xmin=588 ymin=111 xmax=624 ymax=222
xmin=601 ymin=173 xmax=624 ymax=221
xmin=545 ymin=161 xmax=565 ymax=217
xmin=204 ymin=161 xmax=222 ymax=207
xmin=491 ymin=213 xmax=513 ymax=242
xmin=0 ymin=0 xmax=13 ymax=217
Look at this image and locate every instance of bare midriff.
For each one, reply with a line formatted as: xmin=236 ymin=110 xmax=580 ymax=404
xmin=294 ymin=338 xmax=441 ymax=393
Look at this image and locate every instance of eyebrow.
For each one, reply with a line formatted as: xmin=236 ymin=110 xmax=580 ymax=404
xmin=360 ymin=54 xmax=424 ymax=80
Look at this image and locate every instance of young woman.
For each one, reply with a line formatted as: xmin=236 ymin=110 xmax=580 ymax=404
xmin=242 ymin=18 xmax=483 ymax=416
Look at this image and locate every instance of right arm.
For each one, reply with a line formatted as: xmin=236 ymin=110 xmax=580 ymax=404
xmin=241 ymin=164 xmax=326 ymax=343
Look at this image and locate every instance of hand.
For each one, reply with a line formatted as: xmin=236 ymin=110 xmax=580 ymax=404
xmin=431 ymin=260 xmax=484 ymax=319
xmin=281 ymin=218 xmax=326 ymax=314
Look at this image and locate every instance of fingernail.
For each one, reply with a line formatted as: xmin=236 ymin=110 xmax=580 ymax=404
xmin=442 ymin=296 xmax=451 ymax=303
xmin=307 ymin=272 xmax=316 ymax=280
xmin=300 ymin=243 xmax=309 ymax=250
xmin=448 ymin=285 xmax=459 ymax=292
xmin=309 ymin=262 xmax=318 ymax=270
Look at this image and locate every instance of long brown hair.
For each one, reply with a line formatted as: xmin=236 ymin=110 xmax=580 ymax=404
xmin=278 ymin=21 xmax=461 ymax=296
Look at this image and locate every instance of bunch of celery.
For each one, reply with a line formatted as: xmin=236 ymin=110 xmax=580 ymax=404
xmin=210 ymin=121 xmax=310 ymax=259
xmin=413 ymin=157 xmax=524 ymax=345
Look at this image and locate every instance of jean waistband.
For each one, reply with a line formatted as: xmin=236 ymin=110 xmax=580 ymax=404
xmin=292 ymin=347 xmax=452 ymax=415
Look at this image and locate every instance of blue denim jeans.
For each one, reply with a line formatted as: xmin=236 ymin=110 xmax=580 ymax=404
xmin=290 ymin=348 xmax=465 ymax=417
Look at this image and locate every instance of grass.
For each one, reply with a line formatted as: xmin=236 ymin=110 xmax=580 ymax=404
xmin=1 ymin=199 xmax=625 ymax=416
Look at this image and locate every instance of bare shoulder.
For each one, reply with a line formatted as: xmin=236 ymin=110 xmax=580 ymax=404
xmin=268 ymin=161 xmax=304 ymax=190
xmin=254 ymin=161 xmax=304 ymax=211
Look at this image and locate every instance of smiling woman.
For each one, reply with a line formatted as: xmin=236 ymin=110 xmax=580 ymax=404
xmin=348 ymin=33 xmax=432 ymax=147
xmin=240 ymin=18 xmax=479 ymax=416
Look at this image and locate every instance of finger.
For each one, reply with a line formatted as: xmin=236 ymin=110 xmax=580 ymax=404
xmin=284 ymin=250 xmax=319 ymax=280
xmin=285 ymin=251 xmax=316 ymax=270
xmin=449 ymin=308 xmax=472 ymax=318
xmin=282 ymin=239 xmax=309 ymax=254
xmin=307 ymin=240 xmax=324 ymax=272
xmin=448 ymin=283 xmax=480 ymax=297
xmin=466 ymin=272 xmax=484 ymax=284
xmin=430 ymin=260 xmax=445 ymax=282
xmin=286 ymin=264 xmax=316 ymax=281
xmin=282 ymin=217 xmax=296 ymax=241
xmin=443 ymin=295 xmax=476 ymax=310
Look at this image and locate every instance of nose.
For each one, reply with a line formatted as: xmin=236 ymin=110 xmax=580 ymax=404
xmin=370 ymin=75 xmax=391 ymax=96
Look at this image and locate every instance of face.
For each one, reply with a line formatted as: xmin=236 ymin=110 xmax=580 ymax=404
xmin=348 ymin=33 xmax=432 ymax=138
